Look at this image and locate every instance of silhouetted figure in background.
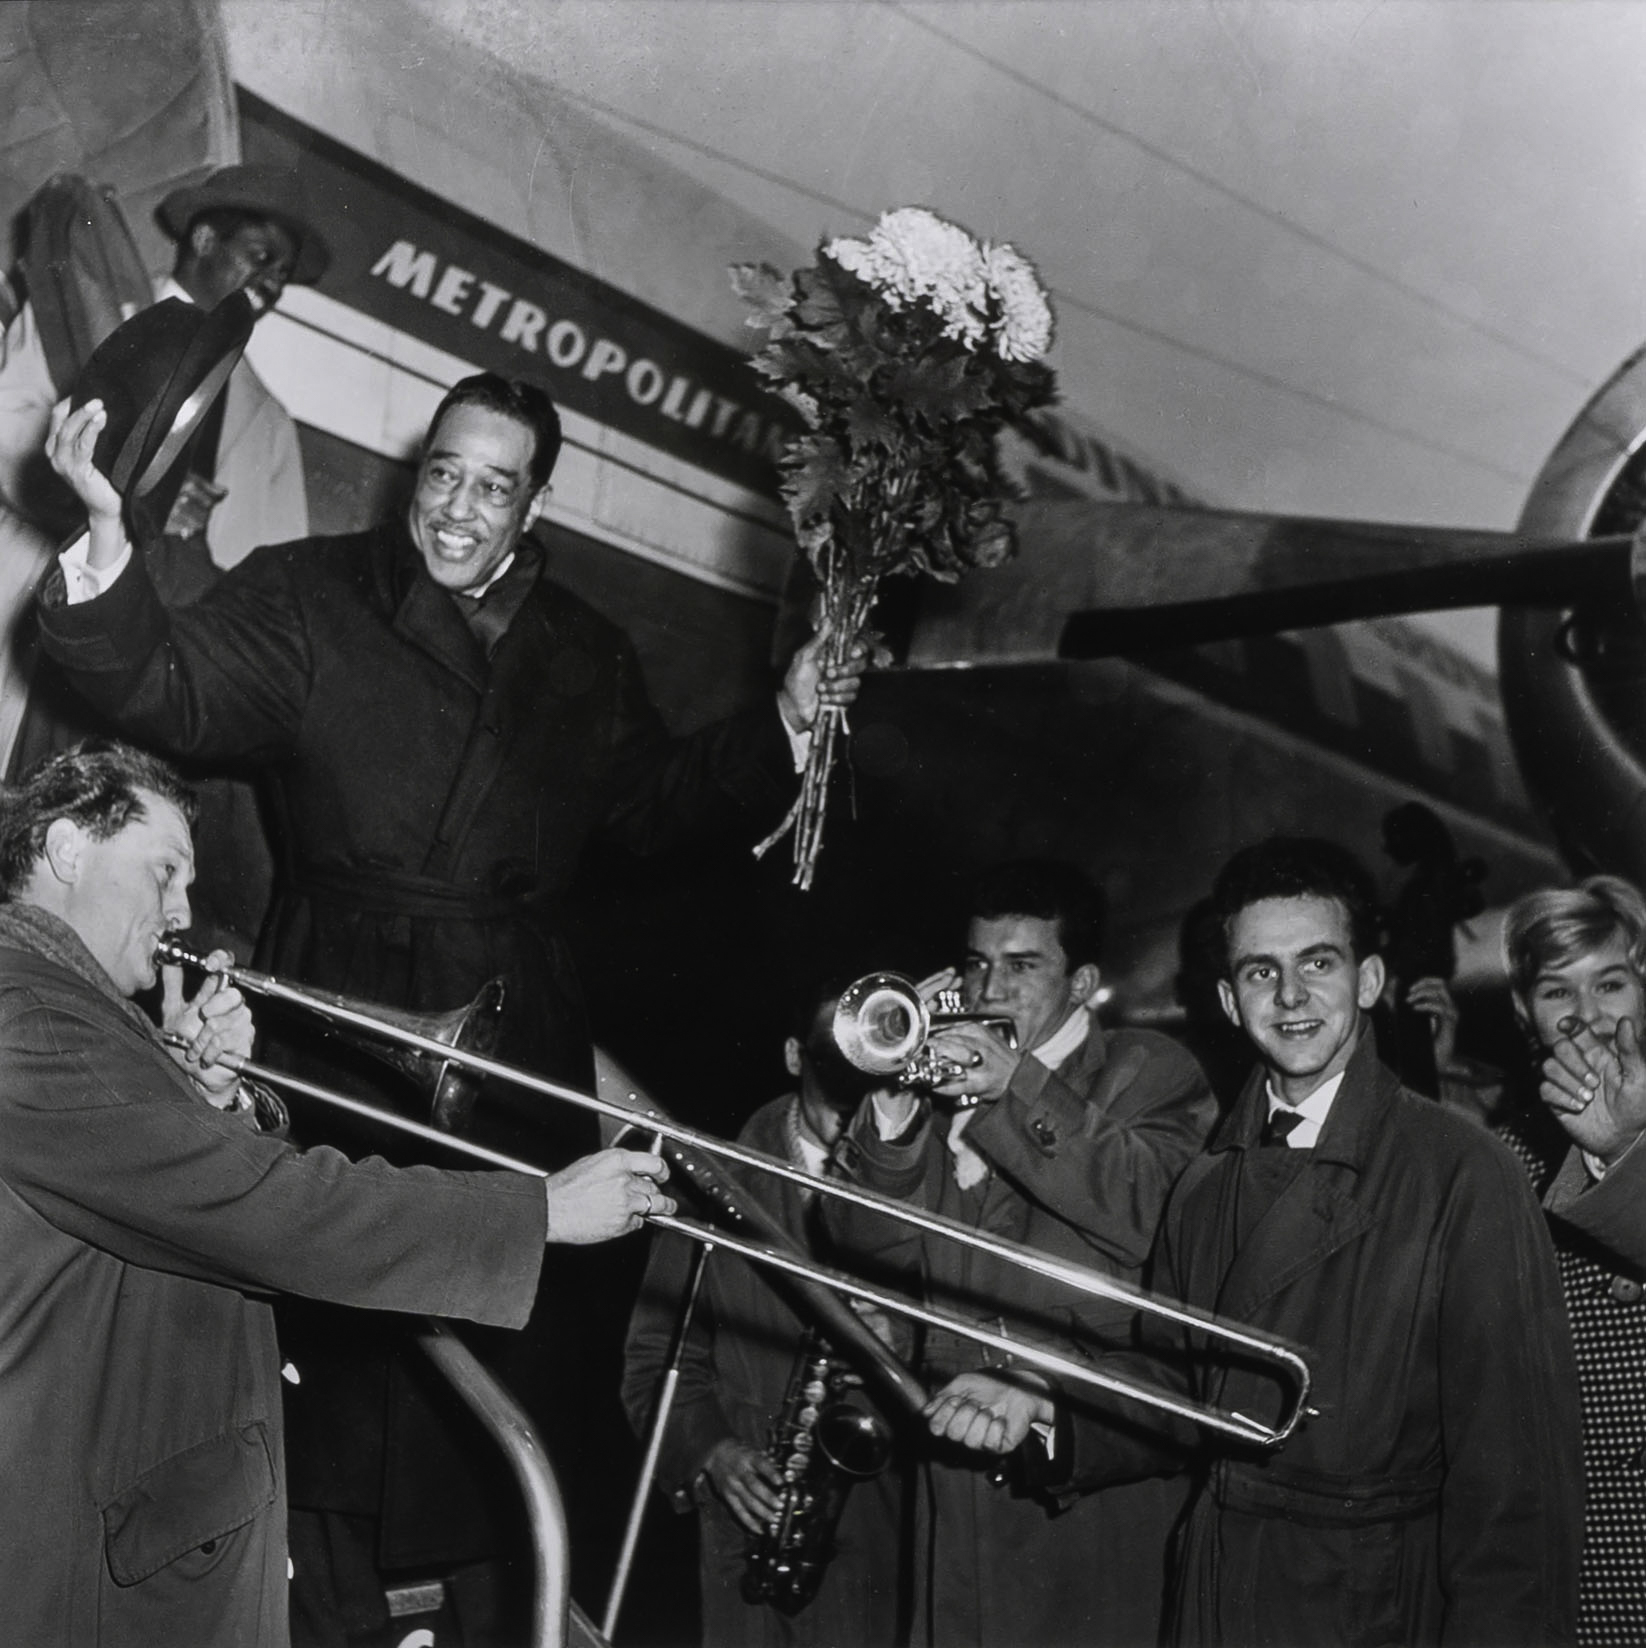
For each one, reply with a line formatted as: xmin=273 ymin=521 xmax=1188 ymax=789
xmin=1378 ymin=800 xmax=1486 ymax=1097
xmin=1175 ymin=895 xmax=1253 ymax=1109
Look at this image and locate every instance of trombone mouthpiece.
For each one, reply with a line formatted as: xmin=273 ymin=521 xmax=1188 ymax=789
xmin=154 ymin=933 xmax=203 ymax=970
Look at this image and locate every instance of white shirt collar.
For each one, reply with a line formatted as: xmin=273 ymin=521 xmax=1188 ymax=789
xmin=792 ymin=1129 xmax=829 ymax=1178
xmin=1262 ymin=1069 xmax=1346 ymax=1149
xmin=1031 ymin=1004 xmax=1092 ymax=1073
xmin=157 ymin=276 xmax=193 ymax=307
xmin=459 ymin=551 xmax=516 ymax=600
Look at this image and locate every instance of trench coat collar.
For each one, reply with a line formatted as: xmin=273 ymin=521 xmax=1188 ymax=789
xmin=1205 ymin=1027 xmax=1393 ymax=1320
xmin=416 ymin=544 xmax=566 ymax=882
xmin=373 ymin=519 xmax=545 ymax=693
xmin=0 ymin=900 xmax=155 ymax=1036
xmin=1209 ymin=1022 xmax=1395 ymax=1172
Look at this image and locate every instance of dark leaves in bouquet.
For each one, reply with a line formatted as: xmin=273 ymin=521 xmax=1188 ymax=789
xmin=735 ymin=230 xmax=1057 ymax=586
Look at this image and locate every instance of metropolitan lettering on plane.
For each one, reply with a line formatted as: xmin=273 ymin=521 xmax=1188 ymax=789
xmin=241 ymin=91 xmax=799 ymax=497
xmin=370 ymin=240 xmax=790 ymax=467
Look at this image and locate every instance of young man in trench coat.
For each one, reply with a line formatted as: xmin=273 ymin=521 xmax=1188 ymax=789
xmin=937 ymin=837 xmax=1584 ymax=1646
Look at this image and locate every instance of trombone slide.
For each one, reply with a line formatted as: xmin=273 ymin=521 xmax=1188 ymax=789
xmin=155 ymin=939 xmax=1314 ymax=1448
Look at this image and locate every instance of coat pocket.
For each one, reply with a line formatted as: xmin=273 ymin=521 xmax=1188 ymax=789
xmin=101 ymin=1421 xmax=277 ymax=1586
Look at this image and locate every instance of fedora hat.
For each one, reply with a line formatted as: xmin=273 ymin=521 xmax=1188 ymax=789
xmin=157 ymin=164 xmax=330 ymax=284
xmin=70 ymin=291 xmax=256 ymax=534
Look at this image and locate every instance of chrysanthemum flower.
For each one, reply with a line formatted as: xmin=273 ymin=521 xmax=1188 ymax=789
xmin=984 ymin=242 xmax=1054 ymax=362
xmin=829 ymin=207 xmax=989 ymax=347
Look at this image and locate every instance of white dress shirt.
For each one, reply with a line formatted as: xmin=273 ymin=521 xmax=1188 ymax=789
xmin=1263 ymin=1068 xmax=1346 ymax=1148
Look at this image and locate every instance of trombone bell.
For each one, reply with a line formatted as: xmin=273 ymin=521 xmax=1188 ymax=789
xmin=371 ymin=978 xmax=509 ymax=1134
xmin=156 ymin=934 xmax=506 ymax=1134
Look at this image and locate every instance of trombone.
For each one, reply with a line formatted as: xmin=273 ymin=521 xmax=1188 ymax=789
xmin=156 ymin=936 xmax=1314 ymax=1451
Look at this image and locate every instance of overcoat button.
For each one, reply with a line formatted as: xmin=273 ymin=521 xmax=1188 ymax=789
xmin=1609 ymin=1275 xmax=1643 ymax=1304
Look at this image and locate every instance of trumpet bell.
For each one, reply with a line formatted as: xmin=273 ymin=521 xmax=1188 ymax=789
xmin=832 ymin=973 xmax=930 ymax=1076
xmin=831 ymin=970 xmax=1018 ymax=1087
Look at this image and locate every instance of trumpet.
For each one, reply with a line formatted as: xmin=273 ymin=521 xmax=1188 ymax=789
xmin=154 ymin=936 xmax=1312 ymax=1450
xmin=832 ymin=971 xmax=1016 ymax=1092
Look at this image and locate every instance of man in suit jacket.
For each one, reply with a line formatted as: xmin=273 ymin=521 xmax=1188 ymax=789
xmin=40 ymin=370 xmax=855 ymax=1095
xmin=0 ymin=163 xmax=320 ymax=570
xmin=829 ymin=859 xmax=1216 ymax=1648
xmin=947 ymin=838 xmax=1584 ymax=1646
xmin=0 ymin=739 xmax=671 ymax=1648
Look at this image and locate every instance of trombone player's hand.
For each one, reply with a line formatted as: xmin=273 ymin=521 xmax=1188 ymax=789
xmin=542 ymin=1148 xmax=673 ymax=1243
xmin=924 ymin=1369 xmax=1055 ymax=1454
xmin=161 ymin=947 xmax=254 ymax=1105
xmin=700 ymin=1438 xmax=786 ymax=1534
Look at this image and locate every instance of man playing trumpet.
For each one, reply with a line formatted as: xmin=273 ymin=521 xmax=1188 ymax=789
xmin=0 ymin=739 xmax=673 ymax=1648
xmin=828 ymin=858 xmax=1216 ymax=1648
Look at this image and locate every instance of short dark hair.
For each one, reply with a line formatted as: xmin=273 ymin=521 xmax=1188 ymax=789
xmin=1211 ymin=836 xmax=1381 ymax=969
xmin=0 ymin=741 xmax=196 ymax=897
xmin=427 ymin=373 xmax=563 ymax=493
xmin=967 ymin=859 xmax=1106 ymax=970
xmin=789 ymin=970 xmax=855 ymax=1047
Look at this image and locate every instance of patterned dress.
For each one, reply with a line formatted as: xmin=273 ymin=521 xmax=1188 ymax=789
xmin=1501 ymin=1107 xmax=1646 ymax=1647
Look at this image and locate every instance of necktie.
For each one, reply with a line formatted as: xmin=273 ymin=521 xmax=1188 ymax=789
xmin=1262 ymin=1107 xmax=1304 ymax=1149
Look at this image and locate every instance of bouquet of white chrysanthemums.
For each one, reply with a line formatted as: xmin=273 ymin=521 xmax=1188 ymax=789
xmin=733 ymin=206 xmax=1058 ymax=889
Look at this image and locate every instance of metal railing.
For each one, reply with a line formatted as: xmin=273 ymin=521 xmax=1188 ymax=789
xmin=414 ymin=1319 xmax=572 ymax=1648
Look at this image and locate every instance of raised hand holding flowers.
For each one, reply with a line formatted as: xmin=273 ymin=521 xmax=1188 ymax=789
xmin=735 ymin=206 xmax=1057 ymax=889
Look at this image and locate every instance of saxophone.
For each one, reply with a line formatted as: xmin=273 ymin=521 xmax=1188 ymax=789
xmin=741 ymin=1327 xmax=893 ymax=1614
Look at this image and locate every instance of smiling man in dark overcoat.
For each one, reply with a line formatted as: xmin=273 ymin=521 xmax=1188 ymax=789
xmin=37 ymin=372 xmax=860 ymax=1630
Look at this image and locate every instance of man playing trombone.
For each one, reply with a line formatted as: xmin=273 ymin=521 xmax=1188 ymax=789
xmin=0 ymin=738 xmax=674 ymax=1648
xmin=828 ymin=859 xmax=1216 ymax=1648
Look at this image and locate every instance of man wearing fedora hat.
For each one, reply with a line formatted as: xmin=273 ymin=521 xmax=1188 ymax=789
xmin=2 ymin=163 xmax=333 ymax=966
xmin=143 ymin=162 xmax=329 ymax=569
xmin=0 ymin=162 xmax=328 ymax=579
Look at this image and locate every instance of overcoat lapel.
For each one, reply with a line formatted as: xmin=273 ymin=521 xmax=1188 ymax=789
xmin=359 ymin=529 xmax=557 ymax=881
xmin=1209 ymin=1034 xmax=1388 ymax=1324
xmin=382 ymin=528 xmax=489 ymax=695
xmin=423 ymin=567 xmax=578 ymax=879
